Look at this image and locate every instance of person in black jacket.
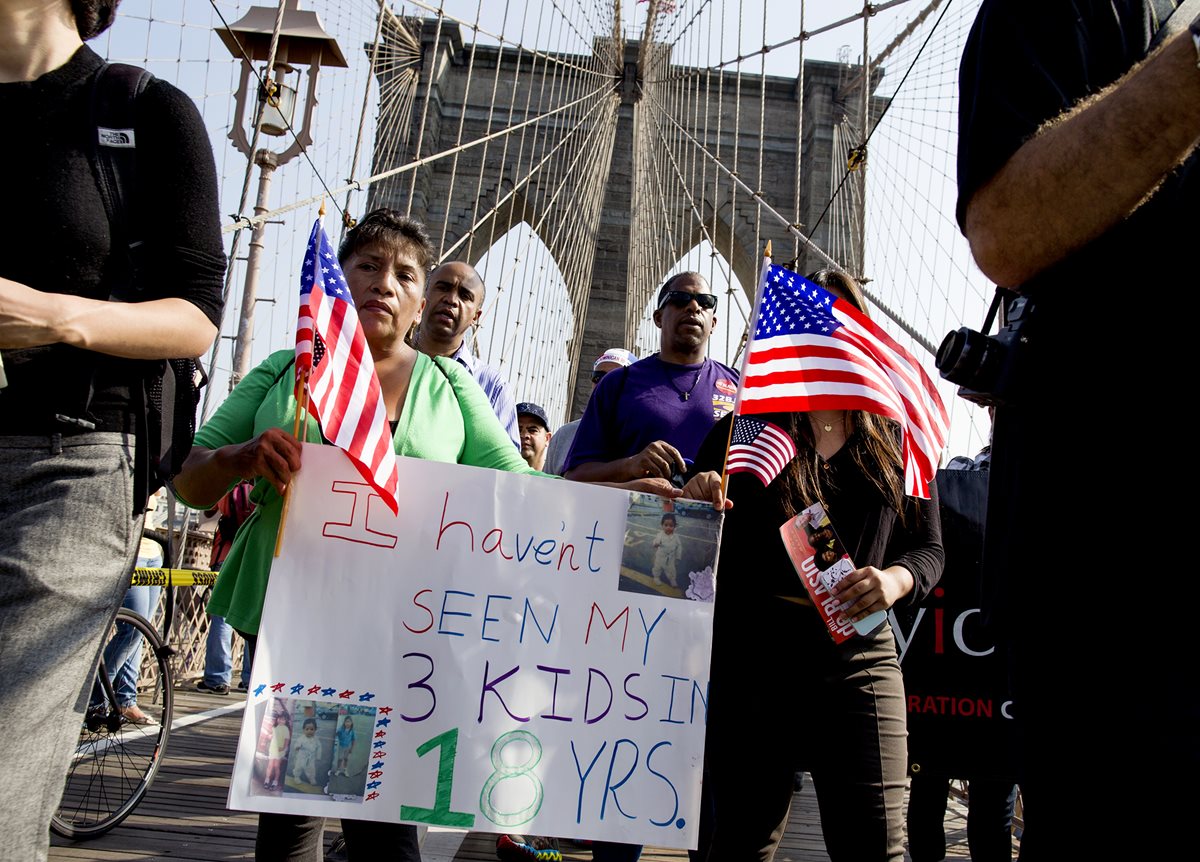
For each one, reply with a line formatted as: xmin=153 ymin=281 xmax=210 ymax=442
xmin=682 ymin=269 xmax=944 ymax=862
xmin=0 ymin=1 xmax=224 ymax=857
xmin=956 ymin=3 xmax=1198 ymax=855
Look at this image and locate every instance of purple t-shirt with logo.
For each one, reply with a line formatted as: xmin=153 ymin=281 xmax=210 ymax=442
xmin=564 ymin=354 xmax=739 ymax=471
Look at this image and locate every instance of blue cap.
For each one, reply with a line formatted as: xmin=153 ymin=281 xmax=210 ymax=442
xmin=516 ymin=402 xmax=551 ymax=431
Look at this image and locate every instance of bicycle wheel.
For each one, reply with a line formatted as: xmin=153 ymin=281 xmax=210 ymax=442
xmin=51 ymin=608 xmax=174 ymax=839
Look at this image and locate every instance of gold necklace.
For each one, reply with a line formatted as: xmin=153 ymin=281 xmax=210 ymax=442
xmin=811 ymin=413 xmax=843 ymax=434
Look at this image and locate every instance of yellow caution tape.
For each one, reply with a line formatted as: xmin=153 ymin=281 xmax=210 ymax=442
xmin=131 ymin=567 xmax=220 ymax=587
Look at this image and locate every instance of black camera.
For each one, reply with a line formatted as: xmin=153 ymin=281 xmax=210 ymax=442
xmin=935 ymin=288 xmax=1032 ymax=407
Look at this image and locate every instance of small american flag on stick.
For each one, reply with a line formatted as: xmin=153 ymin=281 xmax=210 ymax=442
xmin=295 ymin=218 xmax=399 ymax=513
xmin=727 ymin=416 xmax=797 ymax=487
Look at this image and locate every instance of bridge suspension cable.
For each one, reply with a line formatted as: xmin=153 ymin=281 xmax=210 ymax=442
xmin=100 ymin=0 xmax=993 ymax=456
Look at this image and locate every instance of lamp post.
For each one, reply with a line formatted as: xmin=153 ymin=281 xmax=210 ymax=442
xmin=216 ymin=0 xmax=347 ymax=388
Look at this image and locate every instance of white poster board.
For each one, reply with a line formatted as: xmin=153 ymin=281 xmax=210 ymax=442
xmin=229 ymin=444 xmax=722 ymax=849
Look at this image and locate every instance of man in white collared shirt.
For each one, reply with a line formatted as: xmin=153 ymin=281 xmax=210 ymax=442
xmin=413 ymin=261 xmax=519 ymax=446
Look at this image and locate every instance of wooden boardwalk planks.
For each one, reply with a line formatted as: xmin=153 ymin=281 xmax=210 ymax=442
xmin=49 ymin=690 xmax=1003 ymax=861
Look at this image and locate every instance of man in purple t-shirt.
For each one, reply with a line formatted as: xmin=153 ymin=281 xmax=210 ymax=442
xmin=413 ymin=261 xmax=520 ymax=446
xmin=565 ymin=272 xmax=738 ymax=484
xmin=563 ymin=271 xmax=735 ymax=862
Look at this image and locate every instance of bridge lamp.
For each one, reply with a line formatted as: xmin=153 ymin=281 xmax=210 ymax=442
xmin=214 ymin=0 xmax=347 ymax=387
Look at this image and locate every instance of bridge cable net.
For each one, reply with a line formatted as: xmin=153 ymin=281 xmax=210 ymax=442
xmin=97 ymin=0 xmax=989 ymax=456
xmin=631 ymin=0 xmax=991 ymax=456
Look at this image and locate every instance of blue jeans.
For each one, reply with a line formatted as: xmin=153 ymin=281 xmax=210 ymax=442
xmin=91 ymin=535 xmax=163 ymax=709
xmin=203 ymin=611 xmax=251 ymax=687
xmin=95 ymin=584 xmax=162 ymax=707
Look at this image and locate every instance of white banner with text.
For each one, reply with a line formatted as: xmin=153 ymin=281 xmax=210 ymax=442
xmin=228 ymin=444 xmax=723 ymax=849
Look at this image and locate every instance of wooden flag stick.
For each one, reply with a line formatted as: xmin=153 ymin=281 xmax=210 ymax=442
xmin=719 ymin=241 xmax=773 ymax=499
xmin=274 ymin=368 xmax=309 ymax=557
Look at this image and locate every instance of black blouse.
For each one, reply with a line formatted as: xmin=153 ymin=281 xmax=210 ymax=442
xmin=692 ymin=413 xmax=943 ymax=616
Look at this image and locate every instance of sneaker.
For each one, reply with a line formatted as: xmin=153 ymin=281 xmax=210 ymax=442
xmin=325 ymin=833 xmax=348 ymax=862
xmin=496 ymin=835 xmax=562 ymax=862
xmin=236 ymin=680 xmax=249 ymax=693
xmin=196 ymin=680 xmax=230 ymax=695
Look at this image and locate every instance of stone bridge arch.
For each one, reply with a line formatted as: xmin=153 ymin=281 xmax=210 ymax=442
xmin=368 ymin=16 xmax=875 ymax=417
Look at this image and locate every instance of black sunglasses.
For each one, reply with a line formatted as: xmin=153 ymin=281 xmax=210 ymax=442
xmin=657 ymin=289 xmax=718 ymax=311
xmin=591 ymin=370 xmax=609 ymax=384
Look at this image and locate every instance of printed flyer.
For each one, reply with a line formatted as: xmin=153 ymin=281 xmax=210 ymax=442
xmin=779 ymin=501 xmax=884 ymax=642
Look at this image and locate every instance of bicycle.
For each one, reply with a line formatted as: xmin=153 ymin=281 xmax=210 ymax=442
xmin=51 ymin=603 xmax=175 ymax=839
xmin=50 ymin=497 xmax=218 ymax=840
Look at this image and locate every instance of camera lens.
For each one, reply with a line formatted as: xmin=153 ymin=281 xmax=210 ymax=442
xmin=936 ymin=327 xmax=1004 ymax=391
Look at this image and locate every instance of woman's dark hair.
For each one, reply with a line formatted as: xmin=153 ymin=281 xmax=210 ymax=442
xmin=772 ymin=268 xmax=906 ymax=520
xmin=70 ymin=0 xmax=121 ymax=40
xmin=337 ymin=208 xmax=435 ymax=272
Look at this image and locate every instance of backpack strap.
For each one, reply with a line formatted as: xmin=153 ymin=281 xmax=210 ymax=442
xmin=270 ymin=356 xmax=298 ymax=390
xmin=88 ymin=62 xmax=153 ymax=299
xmin=85 ymin=62 xmax=158 ymax=511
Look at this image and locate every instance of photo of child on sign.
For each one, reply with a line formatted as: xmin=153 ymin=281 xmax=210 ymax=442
xmin=618 ymin=493 xmax=721 ymax=601
xmin=251 ymin=699 xmax=293 ymax=796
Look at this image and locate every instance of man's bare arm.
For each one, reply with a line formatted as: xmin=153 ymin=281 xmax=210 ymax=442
xmin=564 ymin=440 xmax=687 ymax=484
xmin=965 ymin=26 xmax=1200 ymax=287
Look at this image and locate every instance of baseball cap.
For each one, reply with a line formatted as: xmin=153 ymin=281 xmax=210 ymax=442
xmin=516 ymin=402 xmax=550 ymax=431
xmin=592 ymin=348 xmax=636 ymax=371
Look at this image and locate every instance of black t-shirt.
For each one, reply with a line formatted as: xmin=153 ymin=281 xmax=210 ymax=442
xmin=692 ymin=412 xmax=944 ymax=616
xmin=956 ymin=1 xmax=1198 ymax=629
xmin=0 ymin=46 xmax=225 ymax=435
xmin=957 ymin=0 xmax=1195 ymax=395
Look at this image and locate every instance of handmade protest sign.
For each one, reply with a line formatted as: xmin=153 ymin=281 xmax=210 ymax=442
xmin=228 ymin=444 xmax=722 ymax=849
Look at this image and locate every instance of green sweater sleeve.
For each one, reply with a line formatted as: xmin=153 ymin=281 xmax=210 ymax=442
xmin=178 ymin=351 xmax=299 ymax=509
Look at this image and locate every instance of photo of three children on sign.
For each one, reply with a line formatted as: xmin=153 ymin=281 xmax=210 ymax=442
xmin=250 ymin=699 xmax=378 ymax=802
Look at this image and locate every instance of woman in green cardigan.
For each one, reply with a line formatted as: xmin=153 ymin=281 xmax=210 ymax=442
xmin=175 ymin=209 xmax=681 ymax=862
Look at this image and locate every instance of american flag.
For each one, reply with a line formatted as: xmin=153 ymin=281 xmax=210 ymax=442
xmin=739 ymin=263 xmax=949 ymax=498
xmin=295 ymin=218 xmax=399 ymax=513
xmin=727 ymin=416 xmax=797 ymax=487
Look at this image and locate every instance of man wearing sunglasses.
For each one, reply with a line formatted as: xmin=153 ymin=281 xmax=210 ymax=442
xmin=543 ymin=347 xmax=636 ymax=476
xmin=564 ymin=273 xmax=737 ymax=487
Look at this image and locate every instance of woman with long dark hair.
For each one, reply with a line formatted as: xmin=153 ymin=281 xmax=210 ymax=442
xmin=682 ymin=269 xmax=944 ymax=861
xmin=176 ymin=209 xmax=681 ymax=862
